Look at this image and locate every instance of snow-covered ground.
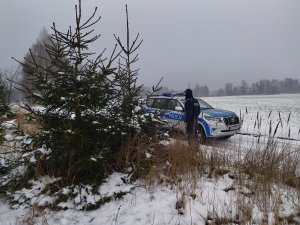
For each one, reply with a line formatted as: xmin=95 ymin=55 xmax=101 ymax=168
xmin=203 ymin=93 xmax=300 ymax=141
xmin=1 ymin=169 xmax=299 ymax=225
xmin=1 ymin=94 xmax=300 ymax=225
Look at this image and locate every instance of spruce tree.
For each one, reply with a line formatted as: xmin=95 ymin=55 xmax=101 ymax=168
xmin=15 ymin=0 xmax=122 ymax=185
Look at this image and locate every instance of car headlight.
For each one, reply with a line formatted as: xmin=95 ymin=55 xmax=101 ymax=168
xmin=204 ymin=115 xmax=223 ymax=123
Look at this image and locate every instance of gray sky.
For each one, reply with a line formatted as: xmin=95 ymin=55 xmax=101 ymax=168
xmin=1 ymin=0 xmax=300 ymax=90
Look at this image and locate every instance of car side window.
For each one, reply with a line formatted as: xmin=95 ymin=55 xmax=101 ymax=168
xmin=152 ymin=98 xmax=168 ymax=109
xmin=182 ymin=98 xmax=212 ymax=110
xmin=146 ymin=98 xmax=155 ymax=107
xmin=167 ymin=99 xmax=182 ymax=111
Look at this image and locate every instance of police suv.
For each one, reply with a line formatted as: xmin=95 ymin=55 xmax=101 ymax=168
xmin=142 ymin=93 xmax=241 ymax=139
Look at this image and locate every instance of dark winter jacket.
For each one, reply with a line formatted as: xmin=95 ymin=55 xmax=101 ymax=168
xmin=184 ymin=96 xmax=200 ymax=123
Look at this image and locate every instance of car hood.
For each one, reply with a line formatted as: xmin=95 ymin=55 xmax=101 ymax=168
xmin=201 ymin=108 xmax=237 ymax=118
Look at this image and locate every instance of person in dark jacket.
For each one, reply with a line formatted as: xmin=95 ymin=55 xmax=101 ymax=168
xmin=184 ymin=88 xmax=200 ymax=143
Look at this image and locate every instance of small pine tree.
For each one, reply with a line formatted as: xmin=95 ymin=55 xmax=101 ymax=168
xmin=15 ymin=0 xmax=124 ymax=185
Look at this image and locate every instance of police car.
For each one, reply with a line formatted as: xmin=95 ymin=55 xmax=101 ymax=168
xmin=142 ymin=93 xmax=241 ymax=139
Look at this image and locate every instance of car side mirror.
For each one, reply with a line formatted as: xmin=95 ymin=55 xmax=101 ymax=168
xmin=175 ymin=106 xmax=184 ymax=112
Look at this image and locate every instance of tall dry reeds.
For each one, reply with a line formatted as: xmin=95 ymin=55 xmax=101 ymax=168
xmin=117 ymin=115 xmax=300 ymax=223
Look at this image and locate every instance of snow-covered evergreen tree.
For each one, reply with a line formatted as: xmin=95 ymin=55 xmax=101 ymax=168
xmin=0 ymin=1 xmax=165 ymax=210
xmin=15 ymin=0 xmax=131 ymax=185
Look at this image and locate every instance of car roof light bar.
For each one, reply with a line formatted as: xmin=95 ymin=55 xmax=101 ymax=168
xmin=161 ymin=92 xmax=185 ymax=97
xmin=161 ymin=93 xmax=173 ymax=97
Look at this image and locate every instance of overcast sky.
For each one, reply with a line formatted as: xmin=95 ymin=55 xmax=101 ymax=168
xmin=1 ymin=0 xmax=300 ymax=90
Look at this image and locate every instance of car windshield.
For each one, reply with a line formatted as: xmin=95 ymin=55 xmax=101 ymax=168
xmin=181 ymin=98 xmax=213 ymax=110
xmin=197 ymin=98 xmax=213 ymax=109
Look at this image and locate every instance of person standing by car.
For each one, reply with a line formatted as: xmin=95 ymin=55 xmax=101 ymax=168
xmin=184 ymin=88 xmax=200 ymax=143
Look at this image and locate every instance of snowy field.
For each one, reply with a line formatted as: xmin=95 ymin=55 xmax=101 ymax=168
xmin=203 ymin=93 xmax=300 ymax=140
xmin=1 ymin=94 xmax=300 ymax=225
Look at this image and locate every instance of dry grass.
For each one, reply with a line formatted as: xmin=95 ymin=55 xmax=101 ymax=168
xmin=0 ymin=106 xmax=41 ymax=161
xmin=239 ymin=140 xmax=300 ymax=190
xmin=21 ymin=204 xmax=49 ymax=225
xmin=118 ymin=130 xmax=300 ymax=191
xmin=11 ymin=105 xmax=41 ymax=134
xmin=117 ymin=131 xmax=300 ymax=223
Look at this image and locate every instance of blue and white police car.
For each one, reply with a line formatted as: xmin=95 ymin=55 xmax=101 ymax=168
xmin=142 ymin=93 xmax=241 ymax=139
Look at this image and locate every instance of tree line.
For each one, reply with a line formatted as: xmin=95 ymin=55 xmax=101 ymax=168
xmin=141 ymin=78 xmax=300 ymax=97
xmin=213 ymin=78 xmax=300 ymax=96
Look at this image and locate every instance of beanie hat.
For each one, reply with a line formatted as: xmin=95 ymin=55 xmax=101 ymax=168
xmin=184 ymin=88 xmax=193 ymax=98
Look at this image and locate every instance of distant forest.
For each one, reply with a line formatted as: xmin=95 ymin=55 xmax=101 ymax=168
xmin=142 ymin=78 xmax=300 ymax=97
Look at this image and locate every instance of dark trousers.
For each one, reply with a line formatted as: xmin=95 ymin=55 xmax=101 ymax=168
xmin=186 ymin=118 xmax=198 ymax=142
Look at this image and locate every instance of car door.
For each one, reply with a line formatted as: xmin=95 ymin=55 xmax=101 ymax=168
xmin=165 ymin=99 xmax=185 ymax=132
xmin=151 ymin=98 xmax=169 ymax=122
xmin=151 ymin=98 xmax=178 ymax=128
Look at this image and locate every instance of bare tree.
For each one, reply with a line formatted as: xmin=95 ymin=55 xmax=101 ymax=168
xmin=21 ymin=27 xmax=54 ymax=90
xmin=0 ymin=66 xmax=22 ymax=103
